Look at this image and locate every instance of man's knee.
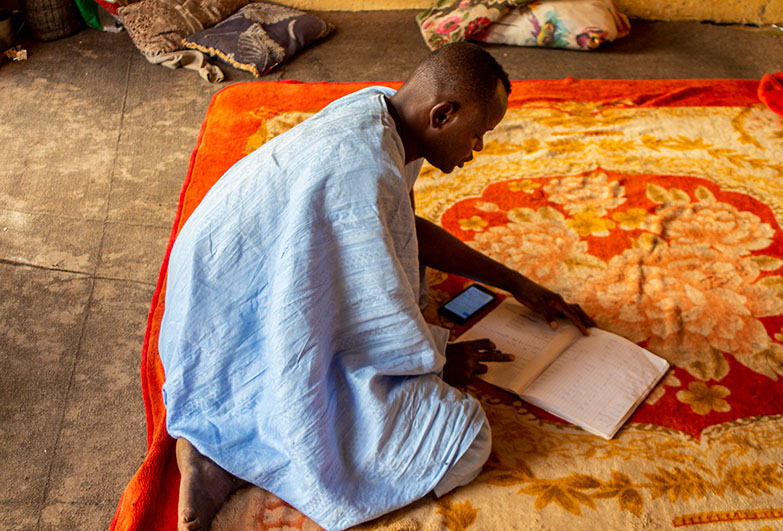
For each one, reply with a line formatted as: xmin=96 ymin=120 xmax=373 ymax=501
xmin=432 ymin=418 xmax=491 ymax=497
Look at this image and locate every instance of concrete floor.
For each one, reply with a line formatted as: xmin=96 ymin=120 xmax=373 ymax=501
xmin=0 ymin=10 xmax=781 ymax=530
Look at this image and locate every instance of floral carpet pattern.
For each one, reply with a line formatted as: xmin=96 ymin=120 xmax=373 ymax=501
xmin=112 ymin=79 xmax=783 ymax=531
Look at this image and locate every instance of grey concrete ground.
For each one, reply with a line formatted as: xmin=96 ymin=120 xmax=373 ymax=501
xmin=0 ymin=10 xmax=781 ymax=530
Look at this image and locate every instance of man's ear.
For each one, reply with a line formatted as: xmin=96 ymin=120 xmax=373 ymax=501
xmin=429 ymin=101 xmax=458 ymax=130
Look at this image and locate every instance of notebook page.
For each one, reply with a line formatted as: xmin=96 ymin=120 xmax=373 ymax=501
xmin=521 ymin=328 xmax=669 ymax=438
xmin=460 ymin=300 xmax=581 ymax=395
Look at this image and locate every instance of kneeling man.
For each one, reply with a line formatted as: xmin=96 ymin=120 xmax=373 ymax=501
xmin=160 ymin=42 xmax=594 ymax=531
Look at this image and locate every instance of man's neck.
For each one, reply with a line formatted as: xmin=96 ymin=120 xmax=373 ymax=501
xmin=385 ymin=94 xmax=421 ymax=165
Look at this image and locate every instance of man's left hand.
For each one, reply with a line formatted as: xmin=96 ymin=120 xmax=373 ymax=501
xmin=512 ymin=279 xmax=596 ymax=335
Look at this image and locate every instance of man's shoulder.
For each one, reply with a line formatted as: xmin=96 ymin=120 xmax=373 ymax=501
xmin=280 ymin=86 xmax=404 ymax=169
xmin=325 ymin=85 xmax=396 ymax=111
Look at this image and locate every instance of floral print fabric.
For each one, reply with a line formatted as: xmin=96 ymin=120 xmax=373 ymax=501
xmin=417 ymin=0 xmax=629 ymax=51
xmin=118 ymin=0 xmax=250 ymax=57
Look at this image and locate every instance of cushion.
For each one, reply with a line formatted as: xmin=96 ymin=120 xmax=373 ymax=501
xmin=417 ymin=0 xmax=629 ymax=51
xmin=483 ymin=0 xmax=630 ymax=50
xmin=118 ymin=0 xmax=250 ymax=57
xmin=181 ymin=2 xmax=334 ymax=77
xmin=417 ymin=0 xmax=536 ymax=51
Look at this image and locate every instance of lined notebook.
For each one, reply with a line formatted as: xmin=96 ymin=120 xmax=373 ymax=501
xmin=460 ymin=299 xmax=669 ymax=439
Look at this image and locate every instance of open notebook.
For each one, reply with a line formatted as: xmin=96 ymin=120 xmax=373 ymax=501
xmin=460 ymin=299 xmax=669 ymax=439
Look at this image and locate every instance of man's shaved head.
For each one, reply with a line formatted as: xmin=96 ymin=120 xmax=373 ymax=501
xmin=408 ymin=42 xmax=511 ymax=104
xmin=388 ymin=42 xmax=510 ymax=172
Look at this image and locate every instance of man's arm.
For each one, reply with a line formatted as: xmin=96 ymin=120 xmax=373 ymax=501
xmin=415 ymin=216 xmax=595 ymax=334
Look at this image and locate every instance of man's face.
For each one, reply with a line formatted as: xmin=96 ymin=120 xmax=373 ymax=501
xmin=425 ymin=81 xmax=508 ymax=174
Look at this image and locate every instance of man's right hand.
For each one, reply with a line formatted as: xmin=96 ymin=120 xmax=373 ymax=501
xmin=443 ymin=338 xmax=514 ymax=387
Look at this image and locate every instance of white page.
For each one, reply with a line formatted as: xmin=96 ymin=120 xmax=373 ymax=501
xmin=521 ymin=328 xmax=669 ymax=438
xmin=459 ymin=300 xmax=582 ymax=394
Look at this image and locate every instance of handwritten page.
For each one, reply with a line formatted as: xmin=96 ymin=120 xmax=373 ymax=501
xmin=459 ymin=300 xmax=582 ymax=394
xmin=521 ymin=328 xmax=669 ymax=439
xmin=455 ymin=299 xmax=670 ymax=439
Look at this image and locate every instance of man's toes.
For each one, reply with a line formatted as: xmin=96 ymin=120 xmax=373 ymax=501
xmin=180 ymin=519 xmax=202 ymax=531
xmin=180 ymin=509 xmax=202 ymax=531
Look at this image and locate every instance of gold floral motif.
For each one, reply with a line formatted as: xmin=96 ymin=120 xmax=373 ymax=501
xmin=458 ymin=216 xmax=488 ymax=231
xmin=517 ymin=137 xmax=542 ymax=154
xmin=520 ymin=474 xmax=600 ymax=516
xmin=477 ymin=140 xmax=524 ymax=157
xmin=435 ymin=497 xmax=479 ymax=531
xmin=760 ymin=276 xmax=783 ymax=300
xmin=707 ymin=147 xmax=771 ymax=171
xmin=612 ymin=208 xmax=652 ymax=230
xmin=546 ymin=137 xmax=586 ymax=154
xmin=594 ymin=138 xmax=637 ymax=152
xmin=542 ymin=171 xmax=626 ymax=215
xmin=567 ymin=210 xmax=616 ymax=237
xmin=641 ymin=134 xmax=713 ymax=152
xmin=645 ymin=371 xmax=682 ymax=405
xmin=511 ymin=102 xmax=638 ymax=129
xmin=749 ymin=255 xmax=783 ymax=271
xmin=720 ymin=462 xmax=783 ymax=496
xmin=592 ymin=471 xmax=644 ymax=517
xmin=735 ymin=342 xmax=783 ymax=381
xmin=645 ymin=466 xmax=711 ymax=502
xmin=731 ymin=107 xmax=764 ymax=149
xmin=646 ymin=184 xmax=690 ymax=205
xmin=676 ymin=382 xmax=731 ymax=415
xmin=507 ymin=179 xmax=541 ymax=193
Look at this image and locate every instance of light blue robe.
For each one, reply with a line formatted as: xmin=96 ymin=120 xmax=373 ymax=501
xmin=159 ymin=86 xmax=487 ymax=530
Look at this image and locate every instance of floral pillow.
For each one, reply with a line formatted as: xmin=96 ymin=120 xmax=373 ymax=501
xmin=417 ymin=0 xmax=629 ymax=51
xmin=483 ymin=0 xmax=630 ymax=50
xmin=417 ymin=0 xmax=535 ymax=51
xmin=181 ymin=2 xmax=334 ymax=77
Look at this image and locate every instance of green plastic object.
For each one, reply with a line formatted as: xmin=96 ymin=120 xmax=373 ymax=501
xmin=73 ymin=0 xmax=101 ymax=30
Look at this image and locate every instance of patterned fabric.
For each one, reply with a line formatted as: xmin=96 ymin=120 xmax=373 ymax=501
xmin=417 ymin=0 xmax=531 ymax=50
xmin=181 ymin=1 xmax=333 ymax=77
xmin=417 ymin=0 xmax=628 ymax=51
xmin=111 ymin=79 xmax=783 ymax=531
xmin=117 ymin=0 xmax=250 ymax=57
xmin=484 ymin=0 xmax=630 ymax=50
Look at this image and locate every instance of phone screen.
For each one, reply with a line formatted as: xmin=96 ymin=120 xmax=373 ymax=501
xmin=439 ymin=285 xmax=497 ymax=324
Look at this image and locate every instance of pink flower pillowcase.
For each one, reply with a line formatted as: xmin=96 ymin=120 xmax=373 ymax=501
xmin=417 ymin=0 xmax=630 ymax=51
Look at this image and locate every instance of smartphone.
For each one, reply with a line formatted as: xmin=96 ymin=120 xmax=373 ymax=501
xmin=438 ymin=284 xmax=498 ymax=324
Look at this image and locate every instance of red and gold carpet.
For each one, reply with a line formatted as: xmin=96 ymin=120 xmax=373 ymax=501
xmin=112 ymin=77 xmax=783 ymax=531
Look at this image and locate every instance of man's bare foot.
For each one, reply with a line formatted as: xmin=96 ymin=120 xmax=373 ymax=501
xmin=176 ymin=437 xmax=247 ymax=531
